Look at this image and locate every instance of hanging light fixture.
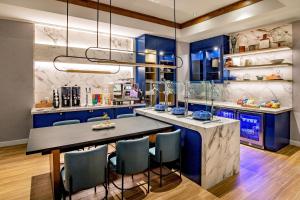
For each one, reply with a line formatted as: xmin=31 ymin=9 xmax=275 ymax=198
xmin=53 ymin=0 xmax=121 ymax=74
xmin=85 ymin=0 xmax=183 ymax=69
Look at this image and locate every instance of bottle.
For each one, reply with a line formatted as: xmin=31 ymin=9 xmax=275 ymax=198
xmin=53 ymin=89 xmax=60 ymax=108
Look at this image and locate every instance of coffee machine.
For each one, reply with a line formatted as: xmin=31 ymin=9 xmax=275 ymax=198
xmin=61 ymin=85 xmax=71 ymax=107
xmin=72 ymin=85 xmax=81 ymax=107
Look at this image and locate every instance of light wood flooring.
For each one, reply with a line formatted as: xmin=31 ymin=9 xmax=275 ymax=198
xmin=0 ymin=144 xmax=300 ymax=200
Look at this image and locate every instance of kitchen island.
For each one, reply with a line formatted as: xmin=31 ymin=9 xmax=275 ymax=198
xmin=136 ymin=108 xmax=240 ymax=189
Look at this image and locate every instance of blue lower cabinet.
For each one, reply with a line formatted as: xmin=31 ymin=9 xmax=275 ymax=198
xmin=86 ymin=109 xmax=114 ymax=121
xmin=64 ymin=111 xmax=87 ymax=122
xmin=264 ymin=112 xmax=290 ymax=151
xmin=174 ymin=125 xmax=202 ymax=184
xmin=33 ymin=112 xmax=65 ymax=128
xmin=114 ymin=107 xmax=134 ymax=117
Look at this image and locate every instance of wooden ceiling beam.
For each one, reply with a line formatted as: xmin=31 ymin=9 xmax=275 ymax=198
xmin=56 ymin=0 xmax=263 ymax=29
xmin=56 ymin=0 xmax=181 ymax=28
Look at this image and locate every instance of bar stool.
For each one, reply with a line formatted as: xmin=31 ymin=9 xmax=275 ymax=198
xmin=61 ymin=145 xmax=108 ymax=200
xmin=149 ymin=129 xmax=182 ymax=187
xmin=116 ymin=113 xmax=136 ymax=119
xmin=108 ymin=137 xmax=150 ymax=200
xmin=87 ymin=116 xmax=110 ymax=122
xmin=53 ymin=120 xmax=80 ymax=126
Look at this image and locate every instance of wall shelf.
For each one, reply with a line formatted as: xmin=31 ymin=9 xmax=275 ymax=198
xmin=225 ymin=63 xmax=292 ymax=70
xmin=224 ymin=47 xmax=291 ymax=57
xmin=225 ymin=80 xmax=293 ymax=83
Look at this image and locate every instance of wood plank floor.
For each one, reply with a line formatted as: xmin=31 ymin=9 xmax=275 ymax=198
xmin=1 ymin=144 xmax=300 ymax=200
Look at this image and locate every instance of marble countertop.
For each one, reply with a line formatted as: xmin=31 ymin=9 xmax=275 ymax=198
xmin=179 ymin=99 xmax=292 ymax=114
xmin=135 ymin=108 xmax=239 ymax=130
xmin=31 ymin=104 xmax=146 ymax=115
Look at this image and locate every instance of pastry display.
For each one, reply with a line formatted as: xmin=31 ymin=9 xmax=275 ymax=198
xmin=237 ymin=97 xmax=281 ymax=109
xmin=265 ymin=74 xmax=282 ymax=80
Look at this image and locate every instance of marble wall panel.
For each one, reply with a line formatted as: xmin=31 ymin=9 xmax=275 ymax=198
xmin=34 ymin=24 xmax=135 ymax=104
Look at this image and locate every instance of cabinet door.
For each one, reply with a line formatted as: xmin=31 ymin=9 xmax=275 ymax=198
xmin=114 ymin=107 xmax=134 ymax=118
xmin=190 ymin=51 xmax=204 ymax=81
xmin=204 ymin=47 xmax=221 ymax=81
xmin=64 ymin=111 xmax=87 ymax=122
xmin=33 ymin=113 xmax=65 ymax=128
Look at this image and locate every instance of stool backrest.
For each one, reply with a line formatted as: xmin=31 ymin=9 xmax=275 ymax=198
xmin=53 ymin=119 xmax=80 ymax=126
xmin=116 ymin=137 xmax=149 ymax=174
xmin=117 ymin=113 xmax=136 ymax=119
xmin=64 ymin=145 xmax=108 ymax=193
xmin=155 ymin=129 xmax=181 ymax=163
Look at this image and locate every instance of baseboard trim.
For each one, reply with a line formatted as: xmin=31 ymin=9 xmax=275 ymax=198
xmin=0 ymin=138 xmax=28 ymax=147
xmin=290 ymin=139 xmax=300 ymax=147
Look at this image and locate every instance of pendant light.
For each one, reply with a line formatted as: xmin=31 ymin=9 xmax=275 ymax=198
xmin=85 ymin=0 xmax=183 ymax=69
xmin=53 ymin=0 xmax=120 ymax=74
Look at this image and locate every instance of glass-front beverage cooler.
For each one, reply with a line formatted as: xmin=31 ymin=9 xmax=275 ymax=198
xmin=238 ymin=111 xmax=264 ymax=149
xmin=216 ymin=108 xmax=237 ymax=119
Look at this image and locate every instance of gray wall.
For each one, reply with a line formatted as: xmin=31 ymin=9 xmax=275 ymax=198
xmin=0 ymin=19 xmax=34 ymax=144
xmin=291 ymin=21 xmax=300 ymax=144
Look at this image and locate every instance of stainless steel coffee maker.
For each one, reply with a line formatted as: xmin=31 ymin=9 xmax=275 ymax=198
xmin=72 ymin=85 xmax=81 ymax=107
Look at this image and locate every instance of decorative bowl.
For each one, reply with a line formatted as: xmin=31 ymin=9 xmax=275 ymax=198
xmin=270 ymin=59 xmax=284 ymax=64
xmin=171 ymin=107 xmax=185 ymax=115
xmin=192 ymin=110 xmax=212 ymax=121
xmin=154 ymin=104 xmax=166 ymax=111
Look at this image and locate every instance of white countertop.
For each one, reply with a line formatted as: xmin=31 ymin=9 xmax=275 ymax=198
xmin=136 ymin=108 xmax=239 ymax=130
xmin=179 ymin=99 xmax=292 ymax=114
xmin=31 ymin=104 xmax=146 ymax=115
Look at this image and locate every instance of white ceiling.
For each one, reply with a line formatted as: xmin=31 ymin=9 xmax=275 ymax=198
xmin=0 ymin=0 xmax=299 ymax=42
xmin=94 ymin=0 xmax=240 ymax=23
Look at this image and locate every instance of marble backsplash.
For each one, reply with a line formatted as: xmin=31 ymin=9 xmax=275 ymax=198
xmin=34 ymin=24 xmax=135 ymax=105
xmin=177 ymin=81 xmax=292 ymax=107
xmin=229 ymin=23 xmax=292 ymax=53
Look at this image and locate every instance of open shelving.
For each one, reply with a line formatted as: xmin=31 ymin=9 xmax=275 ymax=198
xmin=225 ymin=63 xmax=292 ymax=70
xmin=224 ymin=46 xmax=291 ymax=57
xmin=225 ymin=79 xmax=293 ymax=83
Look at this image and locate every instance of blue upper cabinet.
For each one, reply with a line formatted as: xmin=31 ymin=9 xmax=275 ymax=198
xmin=190 ymin=35 xmax=229 ymax=83
xmin=136 ymin=34 xmax=177 ymax=105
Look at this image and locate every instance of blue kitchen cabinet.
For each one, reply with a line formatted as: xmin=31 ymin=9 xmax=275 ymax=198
xmin=114 ymin=107 xmax=134 ymax=117
xmin=173 ymin=125 xmax=202 ymax=184
xmin=190 ymin=35 xmax=229 ymax=83
xmin=136 ymin=34 xmax=176 ymax=105
xmin=264 ymin=112 xmax=290 ymax=151
xmin=33 ymin=112 xmax=65 ymax=128
xmin=64 ymin=111 xmax=87 ymax=122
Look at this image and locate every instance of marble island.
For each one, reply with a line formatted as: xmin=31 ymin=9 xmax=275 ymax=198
xmin=135 ymin=108 xmax=240 ymax=189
